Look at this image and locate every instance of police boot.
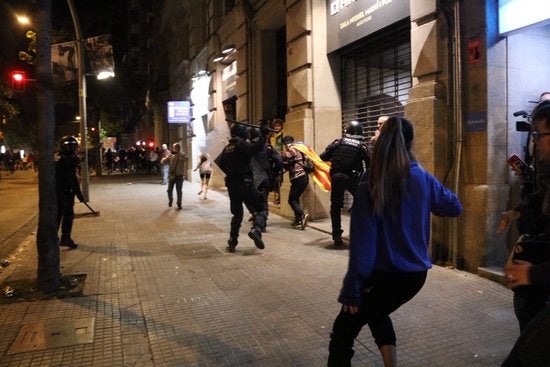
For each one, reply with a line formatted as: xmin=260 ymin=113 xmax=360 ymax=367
xmin=248 ymin=227 xmax=265 ymax=250
xmin=227 ymin=237 xmax=238 ymax=253
xmin=332 ymin=229 xmax=344 ymax=248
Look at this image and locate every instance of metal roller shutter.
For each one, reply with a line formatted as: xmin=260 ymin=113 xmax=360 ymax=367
xmin=340 ymin=19 xmax=411 ymax=138
xmin=339 ymin=19 xmax=411 ymax=211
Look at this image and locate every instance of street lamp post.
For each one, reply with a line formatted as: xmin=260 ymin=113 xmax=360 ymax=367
xmin=67 ymin=0 xmax=89 ymax=202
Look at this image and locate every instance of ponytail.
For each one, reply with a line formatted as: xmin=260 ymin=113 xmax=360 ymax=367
xmin=367 ymin=117 xmax=415 ymax=216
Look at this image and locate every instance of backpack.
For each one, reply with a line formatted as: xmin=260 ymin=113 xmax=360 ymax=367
xmin=300 ymin=153 xmax=315 ymax=174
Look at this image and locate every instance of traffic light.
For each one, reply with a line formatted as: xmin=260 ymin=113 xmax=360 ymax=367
xmin=11 ymin=71 xmax=26 ymax=92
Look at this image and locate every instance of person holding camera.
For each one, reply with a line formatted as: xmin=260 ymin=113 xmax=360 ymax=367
xmin=498 ymin=100 xmax=550 ymax=366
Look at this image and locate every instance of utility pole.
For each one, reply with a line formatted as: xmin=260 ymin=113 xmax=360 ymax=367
xmin=35 ymin=0 xmax=60 ymax=293
xmin=67 ymin=0 xmax=89 ymax=201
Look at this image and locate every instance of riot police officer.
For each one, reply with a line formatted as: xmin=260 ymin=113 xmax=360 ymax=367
xmin=217 ymin=124 xmax=267 ymax=252
xmin=320 ymin=121 xmax=369 ymax=247
xmin=249 ymin=126 xmax=283 ymax=230
xmin=56 ymin=136 xmax=85 ymax=249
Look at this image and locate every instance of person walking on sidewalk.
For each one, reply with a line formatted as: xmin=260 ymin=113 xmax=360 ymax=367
xmin=56 ymin=136 xmax=85 ymax=249
xmin=193 ymin=153 xmax=212 ymax=200
xmin=282 ymin=135 xmax=310 ymax=229
xmin=160 ymin=144 xmax=171 ymax=185
xmin=216 ymin=123 xmax=266 ymax=252
xmin=320 ymin=120 xmax=370 ymax=247
xmin=161 ymin=143 xmax=186 ymax=210
xmin=328 ymin=116 xmax=463 ymax=367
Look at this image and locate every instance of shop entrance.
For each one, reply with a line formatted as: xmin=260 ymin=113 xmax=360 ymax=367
xmin=338 ymin=19 xmax=412 ymax=210
xmin=339 ymin=19 xmax=412 ymax=139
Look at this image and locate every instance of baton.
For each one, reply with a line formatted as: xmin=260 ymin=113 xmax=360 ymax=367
xmin=225 ymin=118 xmax=277 ymax=132
xmin=83 ymin=201 xmax=100 ymax=216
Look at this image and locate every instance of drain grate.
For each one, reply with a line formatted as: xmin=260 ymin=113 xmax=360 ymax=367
xmin=8 ymin=317 xmax=95 ymax=354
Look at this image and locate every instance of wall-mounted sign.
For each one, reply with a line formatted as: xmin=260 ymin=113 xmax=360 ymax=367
xmin=466 ymin=112 xmax=487 ymax=132
xmin=52 ymin=34 xmax=115 ymax=84
xmin=326 ymin=0 xmax=410 ymax=53
xmin=167 ymin=101 xmax=191 ymax=124
xmin=499 ymin=0 xmax=550 ymax=36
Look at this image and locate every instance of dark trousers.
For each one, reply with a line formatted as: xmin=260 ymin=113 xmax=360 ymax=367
xmin=513 ymin=289 xmax=549 ymax=331
xmin=253 ymin=178 xmax=270 ymax=220
xmin=288 ymin=174 xmax=309 ymax=221
xmin=330 ymin=172 xmax=358 ymax=240
xmin=227 ymin=178 xmax=266 ymax=239
xmin=502 ymin=303 xmax=550 ymax=367
xmin=167 ymin=175 xmax=184 ymax=206
xmin=57 ymin=198 xmax=75 ymax=242
xmin=328 ymin=270 xmax=427 ymax=367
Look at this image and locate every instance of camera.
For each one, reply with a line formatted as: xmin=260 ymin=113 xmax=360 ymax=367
xmin=513 ymin=110 xmax=531 ymax=132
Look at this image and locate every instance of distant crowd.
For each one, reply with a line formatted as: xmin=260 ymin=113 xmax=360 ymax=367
xmin=101 ymin=146 xmax=162 ymax=175
xmin=0 ymin=150 xmax=37 ymax=172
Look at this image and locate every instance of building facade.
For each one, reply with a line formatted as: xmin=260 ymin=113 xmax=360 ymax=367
xmin=149 ymin=0 xmax=550 ymax=275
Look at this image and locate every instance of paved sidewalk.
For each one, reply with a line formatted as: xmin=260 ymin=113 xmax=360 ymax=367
xmin=0 ymin=174 xmax=518 ymax=366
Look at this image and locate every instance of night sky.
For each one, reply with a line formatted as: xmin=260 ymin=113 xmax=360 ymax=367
xmin=0 ymin=0 xmax=129 ymax=130
xmin=0 ymin=0 xmax=127 ymax=78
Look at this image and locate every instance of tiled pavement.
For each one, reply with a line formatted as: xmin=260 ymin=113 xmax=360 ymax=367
xmin=0 ymin=173 xmax=519 ymax=366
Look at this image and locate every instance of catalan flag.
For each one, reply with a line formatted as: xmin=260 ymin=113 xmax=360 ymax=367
xmin=292 ymin=143 xmax=332 ymax=192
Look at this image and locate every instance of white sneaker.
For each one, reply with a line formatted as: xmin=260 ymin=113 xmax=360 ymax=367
xmin=299 ymin=213 xmax=309 ymax=230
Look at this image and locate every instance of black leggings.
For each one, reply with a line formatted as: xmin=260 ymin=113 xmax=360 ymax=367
xmin=328 ymin=270 xmax=427 ymax=367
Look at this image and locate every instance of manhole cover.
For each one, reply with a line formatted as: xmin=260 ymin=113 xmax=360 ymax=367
xmin=8 ymin=317 xmax=95 ymax=354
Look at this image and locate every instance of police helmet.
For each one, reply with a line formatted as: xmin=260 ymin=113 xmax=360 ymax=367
xmin=345 ymin=121 xmax=363 ymax=136
xmin=230 ymin=124 xmax=248 ymax=139
xmin=59 ymin=136 xmax=78 ymax=155
xmin=248 ymin=127 xmax=262 ymax=140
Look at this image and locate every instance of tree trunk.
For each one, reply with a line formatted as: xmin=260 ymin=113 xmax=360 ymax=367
xmin=35 ymin=0 xmax=60 ymax=293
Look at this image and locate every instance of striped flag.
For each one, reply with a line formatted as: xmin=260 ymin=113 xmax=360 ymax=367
xmin=292 ymin=143 xmax=332 ymax=192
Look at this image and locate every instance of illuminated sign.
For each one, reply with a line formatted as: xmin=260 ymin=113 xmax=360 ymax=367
xmin=326 ymin=0 xmax=410 ymax=53
xmin=499 ymin=0 xmax=550 ymax=35
xmin=167 ymin=101 xmax=191 ymax=124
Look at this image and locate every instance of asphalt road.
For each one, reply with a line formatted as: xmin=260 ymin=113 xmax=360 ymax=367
xmin=0 ymin=170 xmax=38 ymax=259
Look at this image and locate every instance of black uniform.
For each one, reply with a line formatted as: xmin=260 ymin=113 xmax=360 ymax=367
xmin=217 ymin=127 xmax=266 ymax=252
xmin=249 ymin=128 xmax=283 ymax=228
xmin=320 ymin=135 xmax=369 ymax=246
xmin=56 ymin=152 xmax=84 ymax=248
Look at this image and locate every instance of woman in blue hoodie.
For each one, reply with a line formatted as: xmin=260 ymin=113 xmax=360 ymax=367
xmin=328 ymin=116 xmax=463 ymax=367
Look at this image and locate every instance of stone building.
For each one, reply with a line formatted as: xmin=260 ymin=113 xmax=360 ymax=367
xmin=147 ymin=0 xmax=550 ymax=275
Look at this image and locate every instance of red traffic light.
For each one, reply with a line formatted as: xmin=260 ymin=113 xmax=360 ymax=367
xmin=148 ymin=141 xmax=154 ymax=148
xmin=11 ymin=71 xmax=26 ymax=92
xmin=12 ymin=71 xmax=24 ymax=81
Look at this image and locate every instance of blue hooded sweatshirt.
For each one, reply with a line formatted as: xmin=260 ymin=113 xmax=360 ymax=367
xmin=338 ymin=162 xmax=463 ymax=306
